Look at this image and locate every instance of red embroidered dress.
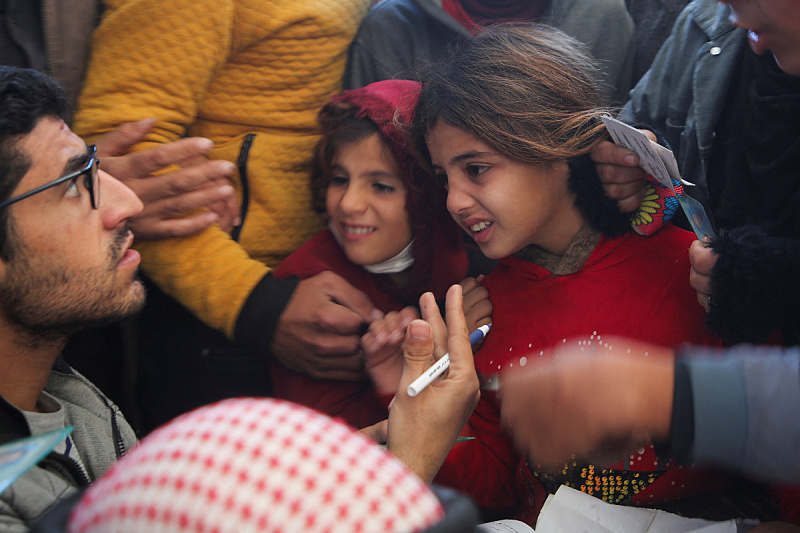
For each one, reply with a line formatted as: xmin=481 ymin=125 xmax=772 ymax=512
xmin=434 ymin=225 xmax=725 ymax=522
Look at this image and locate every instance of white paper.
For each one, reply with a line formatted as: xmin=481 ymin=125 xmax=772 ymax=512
xmin=478 ymin=486 xmax=756 ymax=533
xmin=476 ymin=519 xmax=536 ymax=532
xmin=600 ymin=116 xmax=681 ymax=190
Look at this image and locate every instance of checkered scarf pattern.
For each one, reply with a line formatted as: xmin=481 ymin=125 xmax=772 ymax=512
xmin=68 ymin=398 xmax=443 ymax=533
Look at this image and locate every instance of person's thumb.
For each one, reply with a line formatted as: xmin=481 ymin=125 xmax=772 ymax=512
xmin=402 ymin=320 xmax=435 ymax=376
xmin=94 ymin=118 xmax=155 ymax=157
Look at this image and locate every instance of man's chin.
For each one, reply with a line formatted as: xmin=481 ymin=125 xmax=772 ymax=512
xmin=34 ymin=283 xmax=146 ymax=335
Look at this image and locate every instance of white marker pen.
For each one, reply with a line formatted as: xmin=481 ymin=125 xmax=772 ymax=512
xmin=407 ymin=324 xmax=491 ymax=397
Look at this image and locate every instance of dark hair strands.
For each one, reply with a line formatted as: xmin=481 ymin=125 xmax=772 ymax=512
xmin=412 ymin=23 xmax=630 ymax=237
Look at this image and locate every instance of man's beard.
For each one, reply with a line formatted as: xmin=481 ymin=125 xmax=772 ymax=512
xmin=0 ymin=227 xmax=145 ymax=343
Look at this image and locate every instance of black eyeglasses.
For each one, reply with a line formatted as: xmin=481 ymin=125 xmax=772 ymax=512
xmin=0 ymin=145 xmax=100 ymax=210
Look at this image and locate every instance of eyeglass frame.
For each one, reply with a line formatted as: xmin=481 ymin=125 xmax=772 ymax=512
xmin=0 ymin=144 xmax=100 ymax=210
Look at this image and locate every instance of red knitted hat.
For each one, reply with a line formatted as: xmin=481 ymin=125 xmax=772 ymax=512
xmin=67 ymin=398 xmax=444 ymax=533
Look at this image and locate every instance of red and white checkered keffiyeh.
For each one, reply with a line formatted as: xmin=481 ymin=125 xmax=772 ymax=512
xmin=68 ymin=398 xmax=444 ymax=533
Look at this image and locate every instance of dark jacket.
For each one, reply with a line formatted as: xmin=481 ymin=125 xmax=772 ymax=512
xmin=622 ymin=0 xmax=800 ymax=345
xmin=343 ymin=0 xmax=636 ymax=104
xmin=0 ymin=0 xmax=102 ymax=116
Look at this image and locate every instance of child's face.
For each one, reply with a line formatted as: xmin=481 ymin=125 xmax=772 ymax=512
xmin=426 ymin=121 xmax=582 ymax=259
xmin=326 ymin=132 xmax=413 ymax=267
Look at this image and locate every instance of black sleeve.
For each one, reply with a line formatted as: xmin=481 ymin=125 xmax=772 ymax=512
xmin=708 ymin=225 xmax=800 ymax=345
xmin=669 ymin=353 xmax=695 ymax=465
xmin=233 ymin=273 xmax=299 ymax=352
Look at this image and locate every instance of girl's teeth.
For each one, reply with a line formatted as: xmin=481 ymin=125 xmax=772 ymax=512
xmin=346 ymin=226 xmax=374 ymax=235
xmin=470 ymin=221 xmax=492 ymax=232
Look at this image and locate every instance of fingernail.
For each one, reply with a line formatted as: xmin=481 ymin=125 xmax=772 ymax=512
xmin=138 ymin=117 xmax=156 ymax=127
xmin=409 ymin=321 xmax=429 ymax=340
xmin=197 ymin=138 xmax=214 ymax=151
xmin=370 ymin=309 xmax=384 ymax=321
xmin=215 ymin=160 xmax=235 ymax=174
xmin=218 ymin=184 xmax=235 ymax=196
xmin=624 ymin=154 xmax=636 ymax=165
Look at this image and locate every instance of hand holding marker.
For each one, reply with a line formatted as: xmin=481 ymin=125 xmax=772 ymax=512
xmin=407 ymin=324 xmax=491 ymax=397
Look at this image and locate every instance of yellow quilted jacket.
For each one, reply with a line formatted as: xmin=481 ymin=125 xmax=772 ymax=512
xmin=74 ymin=0 xmax=370 ymax=338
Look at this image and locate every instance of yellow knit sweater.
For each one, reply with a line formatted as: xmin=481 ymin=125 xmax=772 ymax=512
xmin=74 ymin=0 xmax=370 ymax=338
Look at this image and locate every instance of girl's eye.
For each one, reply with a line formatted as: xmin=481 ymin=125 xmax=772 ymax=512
xmin=373 ymin=182 xmax=396 ymax=194
xmin=65 ymin=178 xmax=81 ymax=198
xmin=328 ymin=176 xmax=348 ymax=188
xmin=466 ymin=164 xmax=489 ymax=178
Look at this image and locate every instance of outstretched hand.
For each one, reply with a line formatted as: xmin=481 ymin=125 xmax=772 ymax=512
xmin=95 ymin=118 xmax=239 ymax=240
xmin=383 ymin=285 xmax=481 ymax=483
xmin=500 ymin=338 xmax=674 ymax=467
xmin=361 ymin=276 xmax=490 ymax=395
xmin=272 ymin=271 xmax=381 ymax=381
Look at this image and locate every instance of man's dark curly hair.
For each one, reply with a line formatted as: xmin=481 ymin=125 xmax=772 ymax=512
xmin=0 ymin=67 xmax=69 ymax=259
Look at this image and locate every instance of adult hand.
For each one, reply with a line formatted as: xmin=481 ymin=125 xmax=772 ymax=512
xmin=387 ymin=285 xmax=481 ymax=483
xmin=94 ymin=118 xmax=239 ymax=240
xmin=272 ymin=271 xmax=381 ymax=381
xmin=459 ymin=275 xmax=492 ymax=333
xmin=362 ymin=306 xmax=419 ymax=394
xmin=500 ymin=339 xmax=674 ymax=467
xmin=689 ymin=239 xmax=717 ymax=311
xmin=591 ymin=129 xmax=657 ymax=213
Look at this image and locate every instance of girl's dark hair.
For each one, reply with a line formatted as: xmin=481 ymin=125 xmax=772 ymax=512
xmin=412 ymin=24 xmax=630 ymax=237
xmin=310 ymin=101 xmax=381 ymax=215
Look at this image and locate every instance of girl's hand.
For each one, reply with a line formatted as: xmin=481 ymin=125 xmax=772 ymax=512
xmin=362 ymin=306 xmax=419 ymax=394
xmin=459 ymin=275 xmax=492 ymax=333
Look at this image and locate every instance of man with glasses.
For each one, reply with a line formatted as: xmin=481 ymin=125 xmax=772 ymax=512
xmin=0 ymin=66 xmax=144 ymax=532
xmin=0 ymin=67 xmax=484 ymax=532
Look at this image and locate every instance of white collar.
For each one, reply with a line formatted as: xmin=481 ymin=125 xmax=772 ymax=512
xmin=329 ymin=223 xmax=415 ymax=274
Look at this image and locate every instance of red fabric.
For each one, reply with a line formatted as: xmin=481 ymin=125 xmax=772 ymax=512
xmin=272 ymin=229 xmax=469 ymax=429
xmin=433 ymin=225 xmax=726 ymax=521
xmin=441 ymin=0 xmax=483 ymax=34
xmin=444 ymin=0 xmax=549 ymax=29
xmin=770 ymin=484 xmax=800 ymax=526
xmin=441 ymin=0 xmax=549 ymax=34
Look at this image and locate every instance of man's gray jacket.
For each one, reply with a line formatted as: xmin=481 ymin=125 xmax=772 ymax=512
xmin=0 ymin=358 xmax=137 ymax=533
